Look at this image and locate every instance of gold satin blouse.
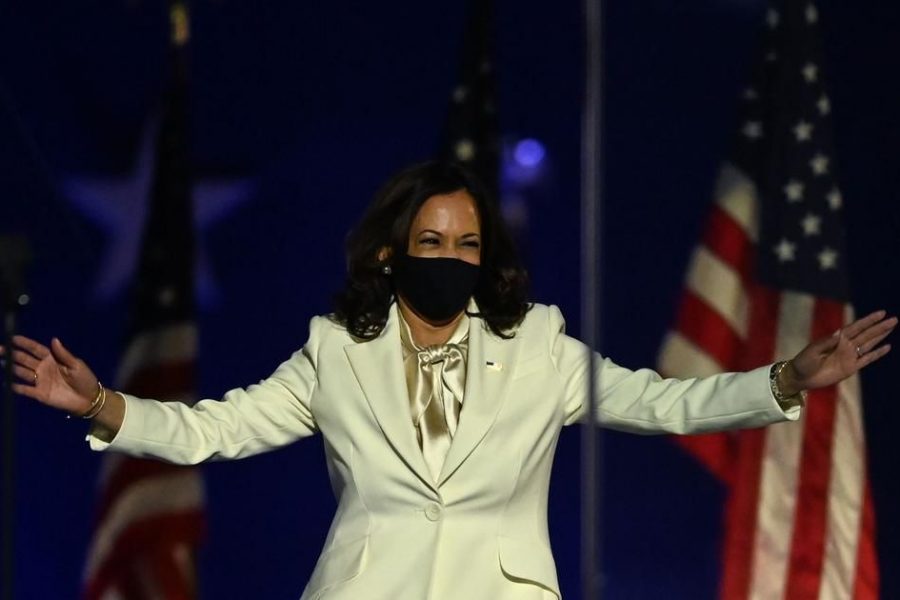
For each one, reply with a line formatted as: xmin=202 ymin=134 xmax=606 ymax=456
xmin=398 ymin=309 xmax=470 ymax=482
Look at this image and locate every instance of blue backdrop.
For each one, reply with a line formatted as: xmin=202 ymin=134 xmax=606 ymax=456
xmin=2 ymin=1 xmax=898 ymax=598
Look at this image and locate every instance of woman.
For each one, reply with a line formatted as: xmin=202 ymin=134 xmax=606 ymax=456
xmin=3 ymin=161 xmax=895 ymax=599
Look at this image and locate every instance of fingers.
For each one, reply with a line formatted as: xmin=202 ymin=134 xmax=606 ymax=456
xmin=815 ymin=331 xmax=841 ymax=354
xmin=858 ymin=343 xmax=891 ymax=368
xmin=854 ymin=315 xmax=897 ymax=346
xmin=843 ymin=310 xmax=888 ymax=339
xmin=12 ymin=364 xmax=37 ymax=384
xmin=11 ymin=335 xmax=50 ymax=361
xmin=2 ymin=343 xmax=42 ymax=371
xmin=50 ymin=337 xmax=79 ymax=369
xmin=847 ymin=313 xmax=897 ymax=360
xmin=858 ymin=328 xmax=895 ymax=356
xmin=10 ymin=349 xmax=40 ymax=371
xmin=11 ymin=382 xmax=39 ymax=400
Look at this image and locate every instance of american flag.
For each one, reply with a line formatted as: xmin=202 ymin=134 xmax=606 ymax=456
xmin=438 ymin=0 xmax=500 ymax=198
xmin=657 ymin=1 xmax=878 ymax=598
xmin=82 ymin=3 xmax=206 ymax=598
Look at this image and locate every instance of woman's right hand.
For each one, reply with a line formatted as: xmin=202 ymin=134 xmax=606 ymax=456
xmin=0 ymin=336 xmax=99 ymax=416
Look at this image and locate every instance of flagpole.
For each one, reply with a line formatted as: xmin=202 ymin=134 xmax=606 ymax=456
xmin=580 ymin=0 xmax=604 ymax=598
xmin=0 ymin=235 xmax=31 ymax=600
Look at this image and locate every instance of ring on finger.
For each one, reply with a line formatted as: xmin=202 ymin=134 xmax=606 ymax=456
xmin=856 ymin=345 xmax=863 ymax=358
xmin=32 ymin=370 xmax=38 ymax=383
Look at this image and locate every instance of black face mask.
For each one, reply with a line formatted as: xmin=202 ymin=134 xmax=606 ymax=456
xmin=392 ymin=254 xmax=480 ymax=322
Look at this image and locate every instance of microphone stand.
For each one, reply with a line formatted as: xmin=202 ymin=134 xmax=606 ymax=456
xmin=0 ymin=234 xmax=31 ymax=600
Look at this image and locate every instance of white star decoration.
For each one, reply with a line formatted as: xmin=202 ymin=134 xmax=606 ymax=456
xmin=806 ymin=3 xmax=819 ymax=24
xmin=810 ymin=153 xmax=829 ymax=176
xmin=743 ymin=88 xmax=759 ymax=101
xmin=784 ymin=179 xmax=805 ymax=202
xmin=818 ymin=247 xmax=838 ymax=270
xmin=774 ymin=238 xmax=797 ymax=262
xmin=793 ymin=120 xmax=813 ymax=142
xmin=802 ymin=63 xmax=819 ymax=83
xmin=63 ymin=120 xmax=255 ymax=306
xmin=827 ymin=188 xmax=843 ymax=210
xmin=452 ymin=86 xmax=468 ymax=103
xmin=801 ymin=213 xmax=822 ymax=236
xmin=743 ymin=121 xmax=763 ymax=140
xmin=817 ymin=95 xmax=831 ymax=116
xmin=767 ymin=8 xmax=780 ymax=29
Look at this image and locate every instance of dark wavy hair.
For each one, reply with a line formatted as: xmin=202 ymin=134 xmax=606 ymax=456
xmin=332 ymin=161 xmax=531 ymax=340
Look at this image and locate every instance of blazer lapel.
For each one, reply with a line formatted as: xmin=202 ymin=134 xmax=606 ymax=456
xmin=344 ymin=304 xmax=438 ymax=493
xmin=437 ymin=309 xmax=521 ymax=486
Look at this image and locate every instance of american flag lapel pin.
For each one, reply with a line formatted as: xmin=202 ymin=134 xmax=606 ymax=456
xmin=485 ymin=361 xmax=503 ymax=372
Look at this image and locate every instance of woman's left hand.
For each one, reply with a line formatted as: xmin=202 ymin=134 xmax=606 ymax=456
xmin=782 ymin=310 xmax=897 ymax=395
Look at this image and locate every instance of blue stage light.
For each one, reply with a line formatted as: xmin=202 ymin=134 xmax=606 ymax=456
xmin=513 ymin=138 xmax=546 ymax=168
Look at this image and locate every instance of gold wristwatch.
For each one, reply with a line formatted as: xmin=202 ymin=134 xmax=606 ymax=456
xmin=769 ymin=360 xmax=807 ymax=410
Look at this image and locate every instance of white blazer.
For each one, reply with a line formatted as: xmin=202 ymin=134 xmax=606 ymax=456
xmin=89 ymin=303 xmax=797 ymax=599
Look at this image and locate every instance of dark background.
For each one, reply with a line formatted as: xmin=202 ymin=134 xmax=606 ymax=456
xmin=2 ymin=1 xmax=898 ymax=598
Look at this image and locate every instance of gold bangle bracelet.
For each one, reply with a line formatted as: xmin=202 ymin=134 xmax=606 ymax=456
xmin=81 ymin=385 xmax=107 ymax=419
xmin=66 ymin=381 xmax=104 ymax=420
xmin=93 ymin=381 xmax=104 ymax=406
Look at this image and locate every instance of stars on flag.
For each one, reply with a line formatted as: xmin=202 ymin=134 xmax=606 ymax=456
xmin=743 ymin=121 xmax=764 ymax=140
xmin=727 ymin=0 xmax=848 ymax=298
xmin=806 ymin=3 xmax=819 ymax=24
xmin=801 ymin=213 xmax=822 ymax=236
xmin=784 ymin=179 xmax=805 ymax=202
xmin=665 ymin=6 xmax=875 ymax=597
xmin=827 ymin=188 xmax=843 ymax=210
xmin=810 ymin=153 xmax=829 ymax=175
xmin=817 ymin=247 xmax=838 ymax=270
xmin=438 ymin=0 xmax=499 ymax=196
xmin=793 ymin=120 xmax=814 ymax=142
xmin=158 ymin=286 xmax=178 ymax=308
xmin=774 ymin=238 xmax=797 ymax=262
xmin=454 ymin=139 xmax=476 ymax=161
xmin=773 ymin=239 xmax=836 ymax=271
xmin=802 ymin=63 xmax=819 ymax=83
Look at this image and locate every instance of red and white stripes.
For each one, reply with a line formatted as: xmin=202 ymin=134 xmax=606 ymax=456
xmin=82 ymin=324 xmax=206 ymax=600
xmin=658 ymin=163 xmax=878 ymax=599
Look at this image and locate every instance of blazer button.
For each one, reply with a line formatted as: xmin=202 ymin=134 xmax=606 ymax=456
xmin=424 ymin=502 xmax=443 ymax=522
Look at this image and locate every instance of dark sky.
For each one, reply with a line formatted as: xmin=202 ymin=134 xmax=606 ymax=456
xmin=2 ymin=1 xmax=899 ymax=598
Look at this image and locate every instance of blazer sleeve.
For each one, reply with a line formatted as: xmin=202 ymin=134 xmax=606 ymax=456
xmin=85 ymin=316 xmax=326 ymax=464
xmin=546 ymin=305 xmax=801 ymax=434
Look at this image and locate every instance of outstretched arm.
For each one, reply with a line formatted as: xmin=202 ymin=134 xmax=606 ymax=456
xmin=1 ymin=336 xmax=124 ymax=438
xmin=2 ymin=317 xmax=326 ymax=464
xmin=776 ymin=309 xmax=896 ymax=396
xmin=548 ymin=305 xmax=895 ymax=434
